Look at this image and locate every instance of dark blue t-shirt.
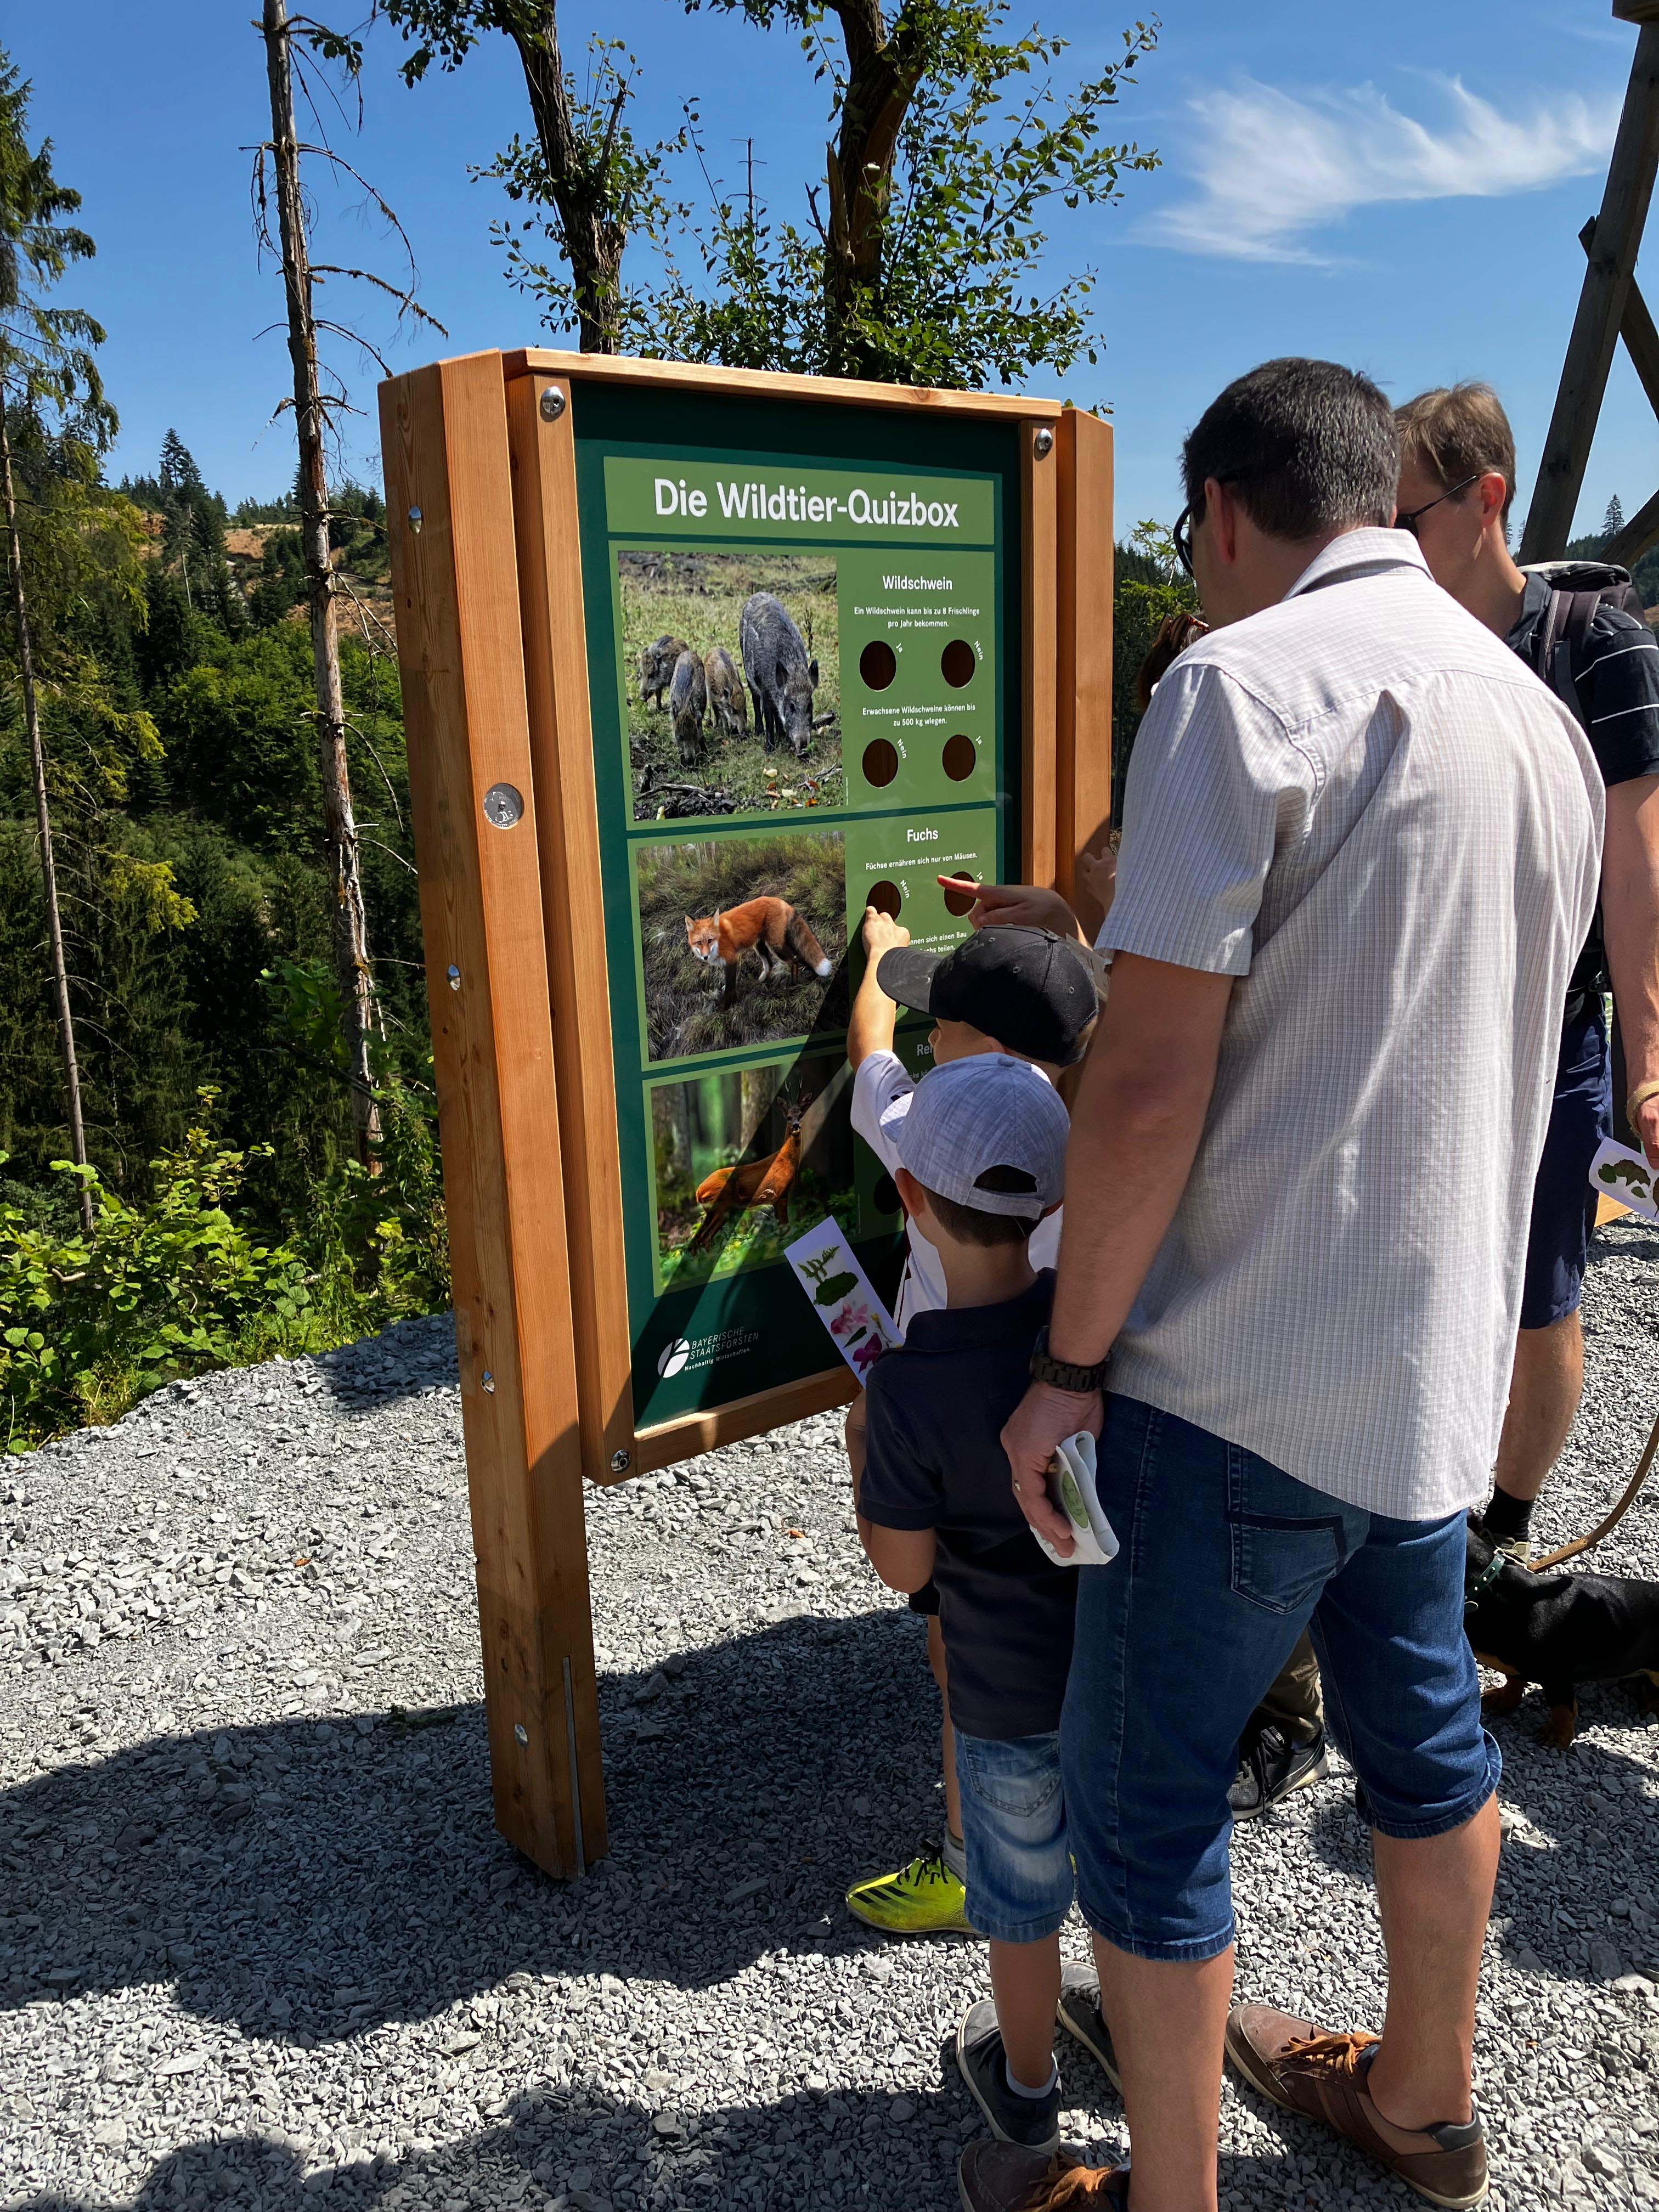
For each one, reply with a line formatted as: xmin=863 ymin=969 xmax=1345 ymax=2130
xmin=859 ymin=1271 xmax=1076 ymax=1742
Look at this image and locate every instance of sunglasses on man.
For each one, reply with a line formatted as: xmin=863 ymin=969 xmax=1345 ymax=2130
xmin=1395 ymin=473 xmax=1480 ymax=538
xmin=1172 ymin=471 xmax=1255 ymax=577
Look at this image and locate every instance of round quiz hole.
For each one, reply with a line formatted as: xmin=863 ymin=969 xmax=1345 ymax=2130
xmin=941 ymin=874 xmax=979 ymax=918
xmin=942 ymin=733 xmax=975 ymax=782
xmin=867 ymin=879 xmax=902 ymax=919
xmin=859 ymin=639 xmax=898 ymax=690
xmin=872 ymin=1171 xmax=900 ymax=1217
xmin=941 ymin=639 xmax=976 ymax=688
xmin=862 ymin=738 xmax=899 ymax=788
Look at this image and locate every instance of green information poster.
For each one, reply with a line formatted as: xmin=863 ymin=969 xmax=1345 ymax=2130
xmin=573 ymin=392 xmax=1022 ymax=1430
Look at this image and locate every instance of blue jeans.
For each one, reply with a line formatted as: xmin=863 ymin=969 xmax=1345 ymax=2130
xmin=1062 ymin=1394 xmax=1500 ymax=1964
xmin=953 ymin=1728 xmax=1074 ymax=1944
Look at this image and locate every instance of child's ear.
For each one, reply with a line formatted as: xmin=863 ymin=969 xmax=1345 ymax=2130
xmin=893 ymin=1165 xmax=927 ymax=1224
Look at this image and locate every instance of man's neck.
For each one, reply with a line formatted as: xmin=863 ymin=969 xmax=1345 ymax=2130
xmin=936 ymin=1238 xmax=1037 ymax=1312
xmin=1464 ymin=536 xmax=1530 ymax=639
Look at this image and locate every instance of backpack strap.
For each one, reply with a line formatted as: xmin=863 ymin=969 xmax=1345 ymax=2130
xmin=1537 ymin=587 xmax=1601 ymax=721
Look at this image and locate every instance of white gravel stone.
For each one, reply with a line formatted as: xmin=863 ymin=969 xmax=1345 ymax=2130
xmin=2 ymin=1226 xmax=1658 ymax=2210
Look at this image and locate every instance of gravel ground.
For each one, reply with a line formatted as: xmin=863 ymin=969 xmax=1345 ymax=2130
xmin=3 ymin=1218 xmax=1658 ymax=2212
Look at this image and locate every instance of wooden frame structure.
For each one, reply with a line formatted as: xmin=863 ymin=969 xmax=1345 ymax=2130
xmin=1521 ymin=3 xmax=1659 ymax=563
xmin=379 ymin=350 xmax=1114 ymax=1877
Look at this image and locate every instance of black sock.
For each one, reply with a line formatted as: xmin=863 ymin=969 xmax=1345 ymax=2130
xmin=1483 ymin=1486 xmax=1534 ymax=1542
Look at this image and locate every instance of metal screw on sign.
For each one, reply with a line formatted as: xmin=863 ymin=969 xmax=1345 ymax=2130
xmin=446 ymin=964 xmax=461 ymax=991
xmin=481 ymin=1370 xmax=495 ymax=1395
xmin=407 ymin=505 xmax=423 ymax=532
xmin=610 ymin=1449 xmax=631 ymax=1474
xmin=539 ymin=386 xmax=567 ymax=422
xmin=483 ymin=782 xmax=524 ymax=829
xmin=1032 ymin=428 xmax=1054 ymax=458
xmin=514 ymin=1723 xmax=529 ymax=1746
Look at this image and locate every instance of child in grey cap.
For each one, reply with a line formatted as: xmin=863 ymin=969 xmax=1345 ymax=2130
xmin=853 ymin=1056 xmax=1116 ymax=2154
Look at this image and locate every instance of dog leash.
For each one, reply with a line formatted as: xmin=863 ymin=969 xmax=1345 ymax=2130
xmin=1529 ymin=1406 xmax=1659 ymax=1571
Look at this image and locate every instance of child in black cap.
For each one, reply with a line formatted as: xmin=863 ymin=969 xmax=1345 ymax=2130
xmin=842 ymin=909 xmax=1098 ymax=1939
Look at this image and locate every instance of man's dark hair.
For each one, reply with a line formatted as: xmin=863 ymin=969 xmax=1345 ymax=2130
xmin=1182 ymin=358 xmax=1398 ymax=543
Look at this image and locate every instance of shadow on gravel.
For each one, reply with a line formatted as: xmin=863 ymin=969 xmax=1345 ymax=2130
xmin=1293 ymin=1697 xmax=1657 ymax=1989
xmin=0 ymin=1606 xmax=946 ymax=2041
xmin=7 ymin=2075 xmax=1336 ymax=2212
xmin=302 ymin=1314 xmax=458 ymax=1417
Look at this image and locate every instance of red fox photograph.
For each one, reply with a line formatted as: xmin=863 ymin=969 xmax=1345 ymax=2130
xmin=650 ymin=1057 xmax=856 ymax=1289
xmin=682 ymin=896 xmax=833 ymax=1009
xmin=636 ymin=828 xmax=848 ymax=1062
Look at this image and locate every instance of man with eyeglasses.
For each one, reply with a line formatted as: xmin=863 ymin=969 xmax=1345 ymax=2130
xmin=1395 ymin=383 xmax=1659 ymax=1567
xmin=967 ymin=359 xmax=1601 ymax=2212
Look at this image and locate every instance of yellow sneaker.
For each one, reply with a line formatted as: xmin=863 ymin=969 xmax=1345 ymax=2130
xmin=845 ymin=1839 xmax=975 ymax=1938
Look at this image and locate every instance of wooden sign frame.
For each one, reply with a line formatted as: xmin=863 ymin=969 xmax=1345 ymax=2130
xmin=379 ymin=350 xmax=1113 ymax=1877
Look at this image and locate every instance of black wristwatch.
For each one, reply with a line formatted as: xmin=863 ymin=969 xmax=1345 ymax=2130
xmin=1029 ymin=1326 xmax=1108 ymax=1395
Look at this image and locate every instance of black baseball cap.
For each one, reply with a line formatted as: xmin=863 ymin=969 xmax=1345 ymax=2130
xmin=876 ymin=927 xmax=1098 ymax=1067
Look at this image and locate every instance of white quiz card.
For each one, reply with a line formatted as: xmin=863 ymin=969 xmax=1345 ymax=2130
xmin=785 ymin=1220 xmax=900 ymax=1380
xmin=1589 ymin=1137 xmax=1658 ymax=1223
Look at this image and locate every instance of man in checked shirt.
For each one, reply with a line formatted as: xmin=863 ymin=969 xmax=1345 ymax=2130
xmin=977 ymin=360 xmax=1601 ymax=2212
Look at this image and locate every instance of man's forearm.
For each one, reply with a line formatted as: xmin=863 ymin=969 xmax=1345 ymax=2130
xmin=1048 ymin=1051 xmax=1218 ymax=1367
xmin=1047 ymin=955 xmax=1233 ymax=1367
xmin=1604 ymin=776 xmax=1659 ymax=1109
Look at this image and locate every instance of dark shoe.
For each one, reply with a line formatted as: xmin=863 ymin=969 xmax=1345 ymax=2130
xmin=1225 ymin=2001 xmax=1487 ymax=2208
xmin=1055 ymin=1960 xmax=1122 ymax=2091
xmin=956 ymin=1997 xmax=1061 ymax=2151
xmin=1229 ymin=1724 xmax=1329 ymax=1820
xmin=957 ymin=2142 xmax=1128 ymax=2211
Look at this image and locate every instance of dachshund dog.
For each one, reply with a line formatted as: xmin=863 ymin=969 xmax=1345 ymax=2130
xmin=1465 ymin=1518 xmax=1659 ymax=1747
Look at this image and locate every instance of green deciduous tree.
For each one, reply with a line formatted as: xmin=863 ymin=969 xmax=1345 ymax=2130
xmin=380 ymin=0 xmax=1159 ymax=388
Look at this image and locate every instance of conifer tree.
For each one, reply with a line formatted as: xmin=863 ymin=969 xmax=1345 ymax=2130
xmin=1604 ymin=493 xmax=1626 ymax=544
xmin=0 ymin=55 xmax=112 ymax=1233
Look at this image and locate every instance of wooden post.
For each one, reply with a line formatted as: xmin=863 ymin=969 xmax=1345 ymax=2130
xmin=1520 ymin=20 xmax=1659 ymax=560
xmin=379 ymin=352 xmax=606 ymax=1878
xmin=1054 ymin=409 xmax=1115 ymax=941
xmin=1022 ymin=422 xmax=1059 ymax=889
xmin=503 ymin=366 xmax=637 ymax=1487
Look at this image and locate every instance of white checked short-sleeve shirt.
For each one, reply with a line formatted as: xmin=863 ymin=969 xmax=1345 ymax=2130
xmin=1099 ymin=530 xmax=1603 ymax=1520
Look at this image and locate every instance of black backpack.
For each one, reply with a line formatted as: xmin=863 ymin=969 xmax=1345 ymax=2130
xmin=1520 ymin=558 xmax=1648 ymax=721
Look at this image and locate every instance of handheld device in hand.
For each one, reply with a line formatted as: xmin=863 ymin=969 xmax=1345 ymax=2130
xmin=1030 ymin=1431 xmax=1118 ymax=1568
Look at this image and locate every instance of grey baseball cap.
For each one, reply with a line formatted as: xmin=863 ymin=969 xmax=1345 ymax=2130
xmin=891 ymin=1055 xmax=1070 ymax=1219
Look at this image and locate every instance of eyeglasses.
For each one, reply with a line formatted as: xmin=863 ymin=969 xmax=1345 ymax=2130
xmin=1395 ymin=473 xmax=1480 ymax=538
xmin=1173 ymin=471 xmax=1255 ymax=577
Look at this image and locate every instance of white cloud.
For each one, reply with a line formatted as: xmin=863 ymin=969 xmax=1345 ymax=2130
xmin=1148 ymin=76 xmax=1619 ymax=264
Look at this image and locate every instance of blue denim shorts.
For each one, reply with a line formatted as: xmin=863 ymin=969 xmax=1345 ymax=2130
xmin=1520 ymin=996 xmax=1612 ymax=1330
xmin=953 ymin=1728 xmax=1074 ymax=1945
xmin=1062 ymin=1395 xmax=1500 ymax=1965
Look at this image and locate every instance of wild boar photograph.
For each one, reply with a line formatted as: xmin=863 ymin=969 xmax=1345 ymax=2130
xmin=618 ymin=550 xmax=841 ymax=821
xmin=650 ymin=1056 xmax=857 ymax=1289
xmin=634 ymin=828 xmax=849 ymax=1063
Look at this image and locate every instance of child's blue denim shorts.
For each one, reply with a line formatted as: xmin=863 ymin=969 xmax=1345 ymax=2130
xmin=953 ymin=1728 xmax=1074 ymax=1944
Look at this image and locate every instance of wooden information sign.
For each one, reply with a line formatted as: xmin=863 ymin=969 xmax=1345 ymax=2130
xmin=378 ymin=351 xmax=1113 ymax=1878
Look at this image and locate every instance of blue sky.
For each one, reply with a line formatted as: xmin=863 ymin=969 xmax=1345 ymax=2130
xmin=10 ymin=1 xmax=1659 ymax=544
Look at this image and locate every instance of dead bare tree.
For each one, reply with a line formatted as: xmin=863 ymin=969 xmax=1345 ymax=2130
xmin=253 ymin=0 xmax=444 ymax=1164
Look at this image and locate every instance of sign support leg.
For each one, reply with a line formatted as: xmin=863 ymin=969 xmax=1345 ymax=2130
xmin=380 ymin=352 xmax=607 ymax=1878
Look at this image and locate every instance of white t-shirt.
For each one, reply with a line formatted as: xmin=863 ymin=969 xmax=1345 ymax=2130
xmin=850 ymin=1048 xmax=1063 ymax=1335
